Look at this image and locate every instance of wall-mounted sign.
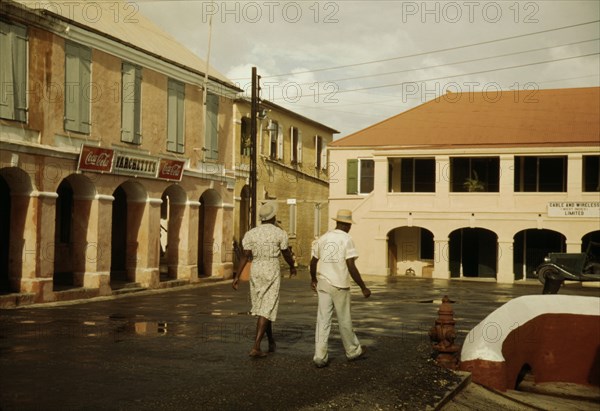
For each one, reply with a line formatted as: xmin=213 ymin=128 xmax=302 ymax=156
xmin=113 ymin=153 xmax=158 ymax=178
xmin=78 ymin=145 xmax=114 ymax=173
xmin=78 ymin=145 xmax=187 ymax=181
xmin=548 ymin=202 xmax=600 ymax=218
xmin=158 ymin=158 xmax=185 ymax=181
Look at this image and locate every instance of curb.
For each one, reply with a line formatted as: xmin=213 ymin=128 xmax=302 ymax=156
xmin=434 ymin=371 xmax=472 ymax=410
xmin=1 ymin=278 xmax=231 ymax=310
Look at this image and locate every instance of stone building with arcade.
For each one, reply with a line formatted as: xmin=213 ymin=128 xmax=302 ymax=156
xmin=0 ymin=1 xmax=240 ymax=306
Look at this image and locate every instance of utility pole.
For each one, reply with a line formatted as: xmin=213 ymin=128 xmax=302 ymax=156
xmin=250 ymin=67 xmax=260 ymax=228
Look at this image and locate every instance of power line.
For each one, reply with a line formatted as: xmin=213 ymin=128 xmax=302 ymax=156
xmin=244 ymin=20 xmax=600 ymax=80
xmin=288 ymin=38 xmax=599 ymax=86
xmin=269 ymin=52 xmax=599 ymax=101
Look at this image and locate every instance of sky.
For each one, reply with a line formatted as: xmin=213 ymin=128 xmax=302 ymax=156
xmin=135 ymin=0 xmax=600 ymax=138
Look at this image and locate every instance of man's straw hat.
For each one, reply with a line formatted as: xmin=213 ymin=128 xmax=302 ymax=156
xmin=332 ymin=209 xmax=355 ymax=224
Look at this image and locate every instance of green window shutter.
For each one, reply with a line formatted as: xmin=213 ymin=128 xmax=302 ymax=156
xmin=0 ymin=21 xmax=15 ymax=120
xmin=205 ymin=92 xmax=219 ymax=160
xmin=64 ymin=41 xmax=91 ymax=133
xmin=79 ymin=46 xmax=91 ymax=134
xmin=64 ymin=42 xmax=80 ymax=132
xmin=133 ymin=67 xmax=142 ymax=143
xmin=347 ymin=159 xmax=358 ymax=194
xmin=167 ymin=79 xmax=178 ymax=152
xmin=13 ymin=24 xmax=27 ymax=122
xmin=167 ymin=79 xmax=184 ymax=153
xmin=176 ymin=83 xmax=185 ymax=153
xmin=121 ymin=63 xmax=135 ymax=142
xmin=0 ymin=22 xmax=27 ymax=122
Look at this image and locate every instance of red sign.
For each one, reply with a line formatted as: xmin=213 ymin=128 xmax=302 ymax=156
xmin=78 ymin=146 xmax=114 ymax=173
xmin=157 ymin=158 xmax=185 ymax=181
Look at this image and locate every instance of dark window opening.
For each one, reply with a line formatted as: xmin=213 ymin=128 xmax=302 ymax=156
xmin=56 ymin=181 xmax=73 ymax=244
xmin=514 ymin=156 xmax=567 ymax=192
xmin=420 ymin=230 xmax=434 ymax=259
xmin=451 ymin=157 xmax=499 ymax=192
xmin=583 ymin=155 xmax=600 ymax=192
xmin=359 ymin=159 xmax=374 ymax=194
xmin=388 ymin=158 xmax=435 ymax=192
xmin=240 ymin=117 xmax=251 ymax=156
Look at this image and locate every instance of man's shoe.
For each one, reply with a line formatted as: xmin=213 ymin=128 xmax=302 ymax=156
xmin=314 ymin=360 xmax=329 ymax=368
xmin=348 ymin=346 xmax=367 ymax=362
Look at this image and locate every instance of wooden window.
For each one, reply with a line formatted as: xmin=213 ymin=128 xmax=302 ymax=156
xmin=64 ymin=41 xmax=91 ymax=133
xmin=121 ymin=63 xmax=142 ymax=144
xmin=0 ymin=21 xmax=27 ymax=122
xmin=167 ymin=79 xmax=185 ymax=153
xmin=204 ymin=92 xmax=219 ymax=159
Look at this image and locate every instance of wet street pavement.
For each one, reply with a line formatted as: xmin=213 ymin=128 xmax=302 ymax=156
xmin=1 ymin=270 xmax=598 ymax=410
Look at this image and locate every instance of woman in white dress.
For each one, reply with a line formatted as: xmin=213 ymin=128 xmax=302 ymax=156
xmin=232 ymin=203 xmax=296 ymax=357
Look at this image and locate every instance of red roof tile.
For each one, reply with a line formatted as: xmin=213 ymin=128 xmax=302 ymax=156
xmin=331 ymin=87 xmax=600 ymax=149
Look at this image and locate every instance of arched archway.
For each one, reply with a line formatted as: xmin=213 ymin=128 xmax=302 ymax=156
xmin=0 ymin=167 xmax=35 ymax=294
xmin=198 ymin=189 xmax=222 ymax=277
xmin=110 ymin=181 xmax=147 ymax=287
xmin=513 ymin=229 xmax=565 ymax=280
xmin=387 ymin=226 xmax=434 ymax=277
xmin=582 ymin=231 xmax=600 ymax=252
xmin=449 ymin=228 xmax=498 ymax=278
xmin=160 ymin=184 xmax=187 ymax=281
xmin=53 ymin=174 xmax=96 ymax=290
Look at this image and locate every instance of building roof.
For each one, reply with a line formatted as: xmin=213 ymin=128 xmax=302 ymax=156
xmin=331 ymin=87 xmax=600 ymax=149
xmin=12 ymin=0 xmax=237 ymax=90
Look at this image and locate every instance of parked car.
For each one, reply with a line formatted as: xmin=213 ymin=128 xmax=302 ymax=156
xmin=534 ymin=241 xmax=600 ymax=294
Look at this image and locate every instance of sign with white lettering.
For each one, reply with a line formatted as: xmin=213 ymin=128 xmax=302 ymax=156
xmin=547 ymin=202 xmax=600 ymax=218
xmin=78 ymin=145 xmax=114 ymax=173
xmin=157 ymin=159 xmax=185 ymax=181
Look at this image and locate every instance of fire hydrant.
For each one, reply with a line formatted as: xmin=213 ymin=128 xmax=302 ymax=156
xmin=429 ymin=295 xmax=461 ymax=369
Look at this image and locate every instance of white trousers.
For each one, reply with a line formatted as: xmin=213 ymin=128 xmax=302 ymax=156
xmin=313 ymin=280 xmax=362 ymax=366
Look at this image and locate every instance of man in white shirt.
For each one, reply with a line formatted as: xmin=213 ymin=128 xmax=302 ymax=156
xmin=310 ymin=209 xmax=371 ymax=368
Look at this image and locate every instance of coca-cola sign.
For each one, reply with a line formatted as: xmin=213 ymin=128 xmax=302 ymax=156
xmin=158 ymin=158 xmax=185 ymax=181
xmin=78 ymin=146 xmax=114 ymax=173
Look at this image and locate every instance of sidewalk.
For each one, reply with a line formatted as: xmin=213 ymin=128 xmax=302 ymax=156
xmin=1 ymin=270 xmax=598 ymax=410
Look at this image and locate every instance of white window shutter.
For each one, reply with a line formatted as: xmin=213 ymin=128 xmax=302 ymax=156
xmin=297 ymin=129 xmax=303 ymax=164
xmin=289 ymin=126 xmax=294 ymax=162
xmin=321 ymin=146 xmax=327 ymax=170
xmin=277 ymin=124 xmax=283 ymax=160
xmin=314 ymin=135 xmax=319 ymax=168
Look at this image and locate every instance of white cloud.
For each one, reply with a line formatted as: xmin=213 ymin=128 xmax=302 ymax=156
xmin=137 ymin=0 xmax=600 ymax=137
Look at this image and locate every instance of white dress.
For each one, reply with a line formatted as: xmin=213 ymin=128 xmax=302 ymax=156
xmin=242 ymin=223 xmax=289 ymax=321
